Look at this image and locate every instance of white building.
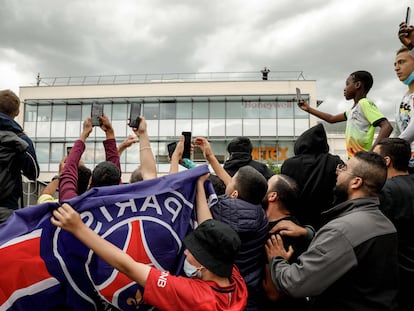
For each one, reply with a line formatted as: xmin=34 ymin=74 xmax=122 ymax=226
xmin=18 ymin=71 xmax=347 ymax=183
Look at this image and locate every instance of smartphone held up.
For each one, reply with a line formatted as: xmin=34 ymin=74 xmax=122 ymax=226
xmin=129 ymin=103 xmax=142 ymax=128
xmin=406 ymin=6 xmax=411 ymax=25
xmin=91 ymin=102 xmax=104 ymax=127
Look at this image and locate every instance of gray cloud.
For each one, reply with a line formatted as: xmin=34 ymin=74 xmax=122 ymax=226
xmin=0 ymin=0 xmax=411 ymax=121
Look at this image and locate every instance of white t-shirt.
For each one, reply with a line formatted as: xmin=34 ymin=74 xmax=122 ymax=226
xmin=395 ymin=92 xmax=414 ymax=167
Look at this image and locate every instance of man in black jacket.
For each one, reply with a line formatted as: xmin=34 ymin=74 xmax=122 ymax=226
xmin=0 ymin=90 xmax=39 ymax=222
xmin=223 ymin=136 xmax=274 ymax=180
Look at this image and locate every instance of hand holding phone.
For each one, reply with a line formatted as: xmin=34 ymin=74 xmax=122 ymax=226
xmin=129 ymin=103 xmax=142 ymax=128
xmin=91 ymin=102 xmax=104 ymax=127
xmin=296 ymin=87 xmax=304 ymax=106
xmin=182 ymin=131 xmax=192 ymax=159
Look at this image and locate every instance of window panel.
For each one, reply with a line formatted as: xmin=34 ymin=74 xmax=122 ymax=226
xmin=260 ymin=119 xmax=277 ymax=136
xmin=67 ymin=105 xmax=82 ymax=121
xmin=160 ymin=103 xmax=176 ymax=119
xmin=193 ymin=101 xmax=208 ymax=119
xmin=144 ymin=103 xmax=159 ymax=120
xmin=176 ymin=120 xmax=192 ymax=135
xmin=243 ymin=119 xmax=259 ymax=136
xmin=51 ymin=122 xmax=65 ymax=138
xmin=226 ymin=100 xmax=242 ymax=119
xmin=278 ymin=119 xmax=294 ymax=136
xmin=210 ymin=99 xmax=226 ymax=119
xmin=176 ymin=102 xmax=192 ymax=119
xmin=226 ymin=119 xmax=242 ymax=136
xmin=50 ymin=143 xmax=64 ymax=162
xmin=66 ymin=121 xmax=81 ymax=138
xmin=159 ymin=120 xmax=175 ymax=137
xmin=37 ymin=105 xmax=51 ymax=121
xmin=24 ymin=102 xmax=37 ymax=122
xmin=193 ymin=119 xmax=208 ymax=137
xmin=113 ymin=103 xmax=128 ymax=120
xmin=52 ymin=105 xmax=66 ymax=121
xmin=35 ymin=142 xmax=50 ymax=163
xmin=36 ymin=122 xmax=50 ymax=138
xmin=209 ymin=119 xmax=225 ymax=137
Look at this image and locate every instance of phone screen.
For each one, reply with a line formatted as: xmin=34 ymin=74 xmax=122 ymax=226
xmin=406 ymin=7 xmax=411 ymax=25
xmin=296 ymin=87 xmax=302 ymax=102
xmin=129 ymin=103 xmax=142 ymax=128
xmin=91 ymin=102 xmax=104 ymax=127
xmin=167 ymin=142 xmax=177 ymax=158
xmin=182 ymin=131 xmax=192 ymax=159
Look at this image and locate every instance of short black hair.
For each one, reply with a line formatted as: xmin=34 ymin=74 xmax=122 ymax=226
xmin=227 ymin=137 xmax=253 ymax=154
xmin=375 ymin=138 xmax=411 ymax=172
xmin=90 ymin=161 xmax=121 ymax=188
xmin=350 ymin=70 xmax=373 ymax=93
xmin=234 ymin=166 xmax=268 ymax=204
xmin=352 ymin=151 xmax=387 ymax=196
xmin=268 ymin=174 xmax=299 ymax=212
xmin=78 ymin=165 xmax=92 ymax=194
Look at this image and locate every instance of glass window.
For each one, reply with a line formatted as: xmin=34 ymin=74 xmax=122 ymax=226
xmin=277 ymin=100 xmax=294 ymax=119
xmin=52 ymin=105 xmax=66 ymax=121
xmin=193 ymin=119 xmax=208 ymax=137
xmin=209 ymin=119 xmax=225 ymax=137
xmin=260 ymin=119 xmax=277 ymax=136
xmin=159 ymin=120 xmax=175 ymax=137
xmin=144 ymin=103 xmax=159 ymax=120
xmin=51 ymin=122 xmax=65 ymax=138
xmin=126 ymin=143 xmax=139 ymax=164
xmin=160 ymin=103 xmax=176 ymax=119
xmin=67 ymin=104 xmax=82 ymax=121
xmin=176 ymin=120 xmax=192 ymax=135
xmin=83 ymin=142 xmax=96 ymax=164
xmin=146 ymin=120 xmax=159 ymax=137
xmin=226 ymin=119 xmax=242 ymax=136
xmin=260 ymin=96 xmax=277 ymax=119
xmin=66 ymin=121 xmax=81 ymax=138
xmin=37 ymin=105 xmax=51 ymax=121
xmin=113 ymin=102 xmax=128 ymax=120
xmin=243 ymin=119 xmax=259 ymax=136
xmin=36 ymin=122 xmax=51 ymax=138
xmin=295 ymin=119 xmax=309 ymax=136
xmin=193 ymin=101 xmax=209 ymax=119
xmin=50 ymin=143 xmax=64 ymax=162
xmin=104 ymin=103 xmax=112 ymax=120
xmin=226 ymin=98 xmax=242 ymax=119
xmin=210 ymin=98 xmax=226 ymax=119
xmin=24 ymin=122 xmax=36 ymax=137
xmin=81 ymin=103 xmax=92 ymax=120
xmin=24 ymin=102 xmax=37 ymax=122
xmin=278 ymin=119 xmax=294 ymax=136
xmin=242 ymin=97 xmax=260 ymax=119
xmin=35 ymin=142 xmax=50 ymax=163
xmin=176 ymin=101 xmax=192 ymax=119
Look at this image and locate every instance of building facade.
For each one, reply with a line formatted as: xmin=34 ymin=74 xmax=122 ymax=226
xmin=18 ymin=73 xmax=345 ymax=182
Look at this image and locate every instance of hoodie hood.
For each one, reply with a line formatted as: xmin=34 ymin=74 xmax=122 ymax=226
xmin=294 ymin=123 xmax=329 ymax=155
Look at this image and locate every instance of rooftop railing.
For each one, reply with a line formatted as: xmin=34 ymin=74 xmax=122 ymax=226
xmin=34 ymin=71 xmax=306 ymax=87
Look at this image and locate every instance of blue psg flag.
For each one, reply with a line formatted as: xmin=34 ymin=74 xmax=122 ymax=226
xmin=0 ymin=165 xmax=212 ymax=311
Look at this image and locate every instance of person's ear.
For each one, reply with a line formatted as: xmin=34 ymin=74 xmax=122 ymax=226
xmin=355 ymin=81 xmax=362 ymax=89
xmin=383 ymin=156 xmax=392 ymax=167
xmin=350 ymin=176 xmax=363 ymax=190
xmin=230 ymin=190 xmax=238 ymax=198
xmin=267 ymin=191 xmax=278 ymax=202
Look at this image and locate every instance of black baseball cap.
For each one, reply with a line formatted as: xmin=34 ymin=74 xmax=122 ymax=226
xmin=183 ymin=219 xmax=241 ymax=278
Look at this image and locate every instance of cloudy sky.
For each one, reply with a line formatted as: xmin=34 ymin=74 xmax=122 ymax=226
xmin=0 ymin=0 xmax=411 ymax=118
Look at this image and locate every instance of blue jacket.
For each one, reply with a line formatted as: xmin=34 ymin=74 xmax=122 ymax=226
xmin=0 ymin=112 xmax=39 ymax=209
xmin=211 ymin=195 xmax=268 ymax=306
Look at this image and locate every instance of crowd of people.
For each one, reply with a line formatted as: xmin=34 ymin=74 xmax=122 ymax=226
xmin=1 ymin=22 xmax=414 ymax=311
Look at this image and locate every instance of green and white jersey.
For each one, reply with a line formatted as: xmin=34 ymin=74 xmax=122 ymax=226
xmin=345 ymin=98 xmax=386 ymax=158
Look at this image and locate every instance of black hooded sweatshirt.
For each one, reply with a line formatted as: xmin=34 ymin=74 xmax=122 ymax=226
xmin=281 ymin=123 xmax=343 ymax=230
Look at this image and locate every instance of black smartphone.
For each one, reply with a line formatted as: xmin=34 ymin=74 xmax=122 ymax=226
xmin=167 ymin=142 xmax=177 ymax=158
xmin=182 ymin=131 xmax=192 ymax=159
xmin=129 ymin=103 xmax=142 ymax=128
xmin=406 ymin=7 xmax=411 ymax=25
xmin=66 ymin=146 xmax=72 ymax=156
xmin=91 ymin=102 xmax=104 ymax=127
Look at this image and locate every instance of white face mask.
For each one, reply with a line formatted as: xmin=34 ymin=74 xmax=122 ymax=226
xmin=183 ymin=258 xmax=203 ymax=279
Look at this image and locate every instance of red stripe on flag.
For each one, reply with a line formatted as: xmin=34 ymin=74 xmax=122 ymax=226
xmin=0 ymin=232 xmax=53 ymax=305
xmin=100 ymin=220 xmax=151 ymax=303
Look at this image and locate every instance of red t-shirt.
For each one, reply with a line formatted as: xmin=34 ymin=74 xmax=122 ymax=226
xmin=143 ymin=266 xmax=247 ymax=311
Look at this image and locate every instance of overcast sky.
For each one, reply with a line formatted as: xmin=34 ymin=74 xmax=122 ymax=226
xmin=0 ymin=0 xmax=411 ymax=119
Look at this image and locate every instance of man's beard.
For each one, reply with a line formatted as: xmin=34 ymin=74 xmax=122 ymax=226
xmin=333 ymin=182 xmax=349 ymax=205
